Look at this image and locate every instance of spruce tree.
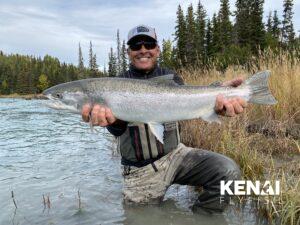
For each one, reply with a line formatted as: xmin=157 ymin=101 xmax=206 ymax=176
xmin=116 ymin=29 xmax=121 ymax=74
xmin=78 ymin=42 xmax=84 ymax=70
xmin=174 ymin=5 xmax=187 ymax=67
xmin=108 ymin=47 xmax=117 ymax=77
xmin=218 ymin=0 xmax=233 ymax=51
xmin=78 ymin=43 xmax=85 ymax=79
xmin=185 ymin=4 xmax=197 ymax=66
xmin=272 ymin=10 xmax=281 ymax=40
xmin=92 ymin=53 xmax=98 ymax=72
xmin=250 ymin=0 xmax=265 ymax=52
xmin=211 ymin=13 xmax=222 ymax=54
xmin=120 ymin=40 xmax=128 ymax=73
xmin=235 ymin=0 xmax=251 ymax=47
xmin=205 ymin=18 xmax=213 ymax=58
xmin=89 ymin=41 xmax=93 ymax=70
xmin=160 ymin=39 xmax=173 ymax=68
xmin=266 ymin=11 xmax=273 ymax=34
xmin=282 ymin=0 xmax=295 ymax=44
xmin=195 ymin=1 xmax=206 ymax=63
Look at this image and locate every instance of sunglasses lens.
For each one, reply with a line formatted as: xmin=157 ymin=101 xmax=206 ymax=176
xmin=144 ymin=42 xmax=157 ymax=50
xmin=130 ymin=43 xmax=142 ymax=51
xmin=130 ymin=41 xmax=157 ymax=51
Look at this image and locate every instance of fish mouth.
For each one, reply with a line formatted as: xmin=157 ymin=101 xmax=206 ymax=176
xmin=41 ymin=92 xmax=54 ymax=100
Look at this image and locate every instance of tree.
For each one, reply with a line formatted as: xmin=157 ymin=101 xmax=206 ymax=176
xmin=78 ymin=42 xmax=85 ymax=79
xmin=89 ymin=41 xmax=93 ymax=70
xmin=92 ymin=53 xmax=98 ymax=72
xmin=185 ymin=4 xmax=197 ymax=66
xmin=116 ymin=29 xmax=121 ymax=74
xmin=37 ymin=74 xmax=49 ymax=92
xmin=266 ymin=11 xmax=273 ymax=34
xmin=272 ymin=10 xmax=281 ymax=40
xmin=160 ymin=39 xmax=173 ymax=68
xmin=282 ymin=0 xmax=295 ymax=44
xmin=205 ymin=18 xmax=213 ymax=58
xmin=108 ymin=47 xmax=117 ymax=77
xmin=250 ymin=0 xmax=265 ymax=53
xmin=1 ymin=79 xmax=9 ymax=94
xmin=89 ymin=41 xmax=98 ymax=73
xmin=174 ymin=4 xmax=187 ymax=67
xmin=78 ymin=42 xmax=84 ymax=70
xmin=120 ymin=40 xmax=128 ymax=73
xmin=211 ymin=13 xmax=222 ymax=54
xmin=218 ymin=0 xmax=233 ymax=51
xmin=195 ymin=1 xmax=206 ymax=63
xmin=235 ymin=0 xmax=251 ymax=47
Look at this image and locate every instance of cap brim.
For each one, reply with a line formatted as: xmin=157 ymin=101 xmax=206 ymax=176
xmin=127 ymin=34 xmax=157 ymax=45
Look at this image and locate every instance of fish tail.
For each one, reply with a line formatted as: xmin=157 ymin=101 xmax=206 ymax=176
xmin=246 ymin=71 xmax=277 ymax=105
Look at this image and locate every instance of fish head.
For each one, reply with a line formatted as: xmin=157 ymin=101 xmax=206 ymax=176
xmin=43 ymin=81 xmax=90 ymax=111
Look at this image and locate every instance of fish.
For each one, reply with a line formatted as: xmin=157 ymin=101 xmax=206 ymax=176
xmin=43 ymin=70 xmax=277 ymax=143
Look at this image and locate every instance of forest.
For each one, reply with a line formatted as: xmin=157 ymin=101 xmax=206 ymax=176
xmin=0 ymin=0 xmax=298 ymax=95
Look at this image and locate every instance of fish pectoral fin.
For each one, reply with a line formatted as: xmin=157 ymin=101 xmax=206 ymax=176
xmin=201 ymin=112 xmax=221 ymax=124
xmin=148 ymin=122 xmax=165 ymax=144
xmin=149 ymin=74 xmax=178 ymax=86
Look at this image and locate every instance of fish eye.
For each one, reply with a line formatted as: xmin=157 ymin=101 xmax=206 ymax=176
xmin=56 ymin=93 xmax=62 ymax=98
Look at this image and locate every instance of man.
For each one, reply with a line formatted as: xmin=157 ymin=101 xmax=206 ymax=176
xmin=82 ymin=25 xmax=247 ymax=212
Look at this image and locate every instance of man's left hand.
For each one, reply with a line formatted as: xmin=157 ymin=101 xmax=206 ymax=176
xmin=214 ymin=77 xmax=248 ymax=117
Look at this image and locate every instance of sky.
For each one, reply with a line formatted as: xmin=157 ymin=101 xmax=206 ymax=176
xmin=0 ymin=0 xmax=299 ymax=69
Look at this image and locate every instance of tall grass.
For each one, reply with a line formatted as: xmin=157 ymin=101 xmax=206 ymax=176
xmin=178 ymin=50 xmax=300 ymax=225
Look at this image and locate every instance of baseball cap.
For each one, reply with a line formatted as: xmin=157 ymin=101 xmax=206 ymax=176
xmin=127 ymin=25 xmax=157 ymax=45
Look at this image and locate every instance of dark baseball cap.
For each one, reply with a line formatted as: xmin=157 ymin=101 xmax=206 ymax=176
xmin=127 ymin=25 xmax=157 ymax=45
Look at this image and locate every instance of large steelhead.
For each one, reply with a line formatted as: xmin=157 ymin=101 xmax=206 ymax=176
xmin=43 ymin=71 xmax=277 ymax=143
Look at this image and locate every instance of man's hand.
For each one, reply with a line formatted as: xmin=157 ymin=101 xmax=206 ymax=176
xmin=214 ymin=77 xmax=248 ymax=117
xmin=81 ymin=104 xmax=117 ymax=127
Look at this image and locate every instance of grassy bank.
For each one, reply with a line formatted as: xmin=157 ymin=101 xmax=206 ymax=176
xmin=179 ymin=50 xmax=300 ymax=225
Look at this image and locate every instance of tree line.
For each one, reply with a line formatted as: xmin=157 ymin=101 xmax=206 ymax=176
xmin=0 ymin=0 xmax=299 ymax=95
xmin=158 ymin=0 xmax=299 ymax=71
xmin=0 ymin=49 xmax=104 ymax=95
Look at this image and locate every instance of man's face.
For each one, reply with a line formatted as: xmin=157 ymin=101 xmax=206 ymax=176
xmin=127 ymin=36 xmax=160 ymax=72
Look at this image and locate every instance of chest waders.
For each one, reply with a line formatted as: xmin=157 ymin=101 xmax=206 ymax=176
xmin=118 ymin=122 xmax=180 ymax=165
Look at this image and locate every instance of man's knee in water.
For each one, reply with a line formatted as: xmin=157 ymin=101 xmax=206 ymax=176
xmin=218 ymin=155 xmax=242 ymax=181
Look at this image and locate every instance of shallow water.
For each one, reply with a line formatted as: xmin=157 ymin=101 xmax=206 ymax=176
xmin=0 ymin=99 xmax=268 ymax=225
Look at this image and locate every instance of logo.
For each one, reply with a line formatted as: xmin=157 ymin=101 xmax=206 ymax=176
xmin=220 ymin=180 xmax=280 ymax=196
xmin=137 ymin=26 xmax=149 ymax=33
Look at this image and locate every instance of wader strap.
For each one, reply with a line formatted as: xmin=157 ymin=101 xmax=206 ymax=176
xmin=176 ymin=122 xmax=180 ymax=143
xmin=128 ymin=126 xmax=144 ymax=161
xmin=147 ymin=125 xmax=159 ymax=158
xmin=137 ymin=124 xmax=151 ymax=159
xmin=151 ymin=162 xmax=158 ymax=172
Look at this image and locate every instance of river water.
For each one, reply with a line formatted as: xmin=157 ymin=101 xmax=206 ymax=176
xmin=0 ymin=99 xmax=268 ymax=225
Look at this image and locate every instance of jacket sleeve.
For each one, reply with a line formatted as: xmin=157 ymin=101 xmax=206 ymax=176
xmin=106 ymin=119 xmax=128 ymax=137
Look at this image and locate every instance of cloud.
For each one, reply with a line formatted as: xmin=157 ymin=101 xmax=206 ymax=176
xmin=0 ymin=0 xmax=299 ymax=69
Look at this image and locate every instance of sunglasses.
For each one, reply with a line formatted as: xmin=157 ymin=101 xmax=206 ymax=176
xmin=129 ymin=41 xmax=157 ymax=51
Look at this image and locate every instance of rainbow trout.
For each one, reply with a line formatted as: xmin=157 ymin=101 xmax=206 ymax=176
xmin=43 ymin=71 xmax=277 ymax=143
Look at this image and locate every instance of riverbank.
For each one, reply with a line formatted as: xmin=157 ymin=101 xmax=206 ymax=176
xmin=0 ymin=93 xmax=48 ymax=100
xmin=179 ymin=50 xmax=300 ymax=225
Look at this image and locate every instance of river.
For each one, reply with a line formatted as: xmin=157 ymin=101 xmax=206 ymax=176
xmin=0 ymin=98 xmax=268 ymax=225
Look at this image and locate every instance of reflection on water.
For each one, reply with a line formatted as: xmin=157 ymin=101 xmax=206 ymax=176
xmin=0 ymin=99 xmax=267 ymax=225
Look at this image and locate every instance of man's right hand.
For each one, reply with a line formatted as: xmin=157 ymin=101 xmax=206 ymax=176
xmin=81 ymin=104 xmax=117 ymax=127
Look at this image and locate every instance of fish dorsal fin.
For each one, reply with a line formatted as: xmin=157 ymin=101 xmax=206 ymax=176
xmin=149 ymin=74 xmax=178 ymax=86
xmin=148 ymin=122 xmax=165 ymax=144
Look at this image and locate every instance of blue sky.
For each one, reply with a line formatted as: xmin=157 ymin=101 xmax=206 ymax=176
xmin=0 ymin=0 xmax=299 ymax=69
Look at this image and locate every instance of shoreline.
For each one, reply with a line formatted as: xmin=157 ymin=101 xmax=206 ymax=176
xmin=0 ymin=93 xmax=48 ymax=100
